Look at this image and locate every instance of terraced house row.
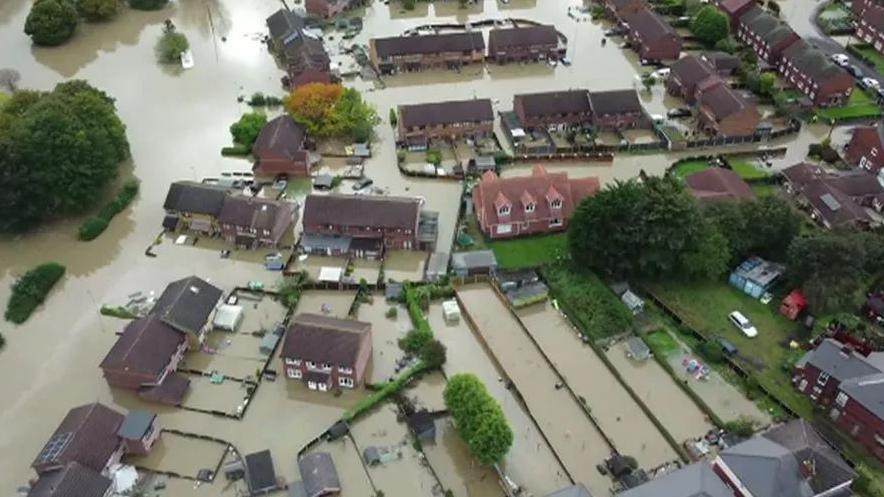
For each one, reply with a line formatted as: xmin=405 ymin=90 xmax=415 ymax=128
xmin=603 ymin=0 xmax=682 ymax=62
xmin=854 ymin=0 xmax=884 ymax=54
xmin=369 ymin=24 xmax=565 ymax=73
xmin=717 ymin=0 xmax=853 ymax=106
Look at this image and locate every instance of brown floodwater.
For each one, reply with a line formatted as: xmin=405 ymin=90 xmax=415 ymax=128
xmin=456 ymin=284 xmax=614 ymax=495
xmin=0 ymin=0 xmax=832 ymax=491
xmin=515 ymin=302 xmax=679 ymax=469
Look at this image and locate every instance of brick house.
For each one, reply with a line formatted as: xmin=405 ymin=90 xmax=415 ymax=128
xmin=266 ymin=9 xmax=331 ymax=87
xmin=717 ymin=0 xmax=755 ymax=29
xmin=512 ymin=90 xmax=592 ymax=129
xmin=369 ymin=33 xmax=485 ymax=74
xmin=779 ymin=40 xmax=854 ymax=107
xmin=281 ymin=313 xmax=372 ymax=391
xmin=472 ymin=166 xmax=600 ymax=239
xmin=604 ymin=0 xmax=648 ymax=23
xmin=305 ymin=0 xmax=362 ymax=18
xmin=855 ymin=0 xmax=884 ymax=53
xmin=794 ymin=339 xmax=884 ymax=461
xmin=397 ymin=99 xmax=494 ymax=147
xmin=252 ymin=115 xmax=310 ymax=179
xmin=782 ymin=162 xmax=884 ymax=229
xmin=486 ymin=25 xmax=564 ymax=64
xmin=685 ymin=167 xmax=755 ymax=203
xmin=301 ymin=194 xmax=433 ymax=259
xmin=162 ymin=181 xmax=232 ymax=235
xmin=588 ymin=89 xmax=649 ymax=129
xmin=736 ymin=7 xmax=800 ymax=65
xmin=666 ymin=55 xmax=718 ymax=104
xmin=697 ymin=83 xmax=761 ymax=137
xmin=218 ymin=195 xmax=296 ymax=248
xmin=27 ymin=461 xmax=113 ymax=497
xmin=152 ymin=276 xmax=224 ymax=346
xmin=846 ymin=125 xmax=884 ymax=174
xmin=701 ymin=51 xmax=742 ymax=76
xmin=116 ymin=410 xmax=160 ymax=456
xmin=623 ymin=8 xmax=682 ymax=62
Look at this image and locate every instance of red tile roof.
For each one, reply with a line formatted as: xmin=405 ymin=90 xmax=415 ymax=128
xmin=685 ymin=167 xmax=755 ymax=202
xmin=32 ymin=403 xmax=124 ymax=474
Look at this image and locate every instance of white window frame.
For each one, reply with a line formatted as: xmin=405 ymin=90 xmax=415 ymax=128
xmin=550 ymin=199 xmax=563 ymax=209
xmin=339 ymin=376 xmax=354 ymax=388
xmin=306 ymin=361 xmax=316 ymax=369
xmin=498 ymin=206 xmax=510 ymax=216
xmin=835 ymin=391 xmax=849 ymax=407
xmin=287 ymin=368 xmax=302 ymax=379
xmin=817 ymin=372 xmax=830 ymax=387
xmin=525 ymin=203 xmax=535 ymax=213
xmin=338 ymin=366 xmax=353 ymax=374
xmin=549 ymin=218 xmax=563 ymax=228
xmin=285 ymin=358 xmax=302 ymax=366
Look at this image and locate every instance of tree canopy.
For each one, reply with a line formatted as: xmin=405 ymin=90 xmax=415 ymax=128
xmin=76 ymin=0 xmax=118 ymax=20
xmin=691 ymin=6 xmax=729 ymax=46
xmin=155 ymin=30 xmax=189 ymax=63
xmin=24 ymin=0 xmax=80 ymax=46
xmin=444 ymin=374 xmax=513 ymax=465
xmin=128 ymin=0 xmax=169 ymax=10
xmin=287 ymin=83 xmax=378 ymax=141
xmin=703 ymin=195 xmax=802 ymax=265
xmin=0 ymin=81 xmax=130 ymax=232
xmin=229 ymin=112 xmax=267 ymax=150
xmin=568 ymin=176 xmax=729 ymax=281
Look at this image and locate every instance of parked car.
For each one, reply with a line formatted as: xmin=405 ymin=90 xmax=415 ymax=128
xmin=848 ymin=64 xmax=863 ymax=78
xmin=667 ymin=107 xmax=692 ymax=118
xmin=728 ymin=311 xmax=758 ymax=338
xmin=861 ymin=77 xmax=880 ymax=90
xmin=830 ymin=53 xmax=850 ymax=67
xmin=561 ymin=57 xmax=572 ymax=66
xmin=877 ymin=87 xmax=884 ymax=101
xmin=352 ymin=177 xmax=373 ymax=190
xmin=653 ymin=67 xmax=671 ymax=78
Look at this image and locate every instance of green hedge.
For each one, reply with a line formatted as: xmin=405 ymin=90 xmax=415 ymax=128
xmin=221 ymin=145 xmax=251 ymax=157
xmin=5 ymin=263 xmax=66 ymax=324
xmin=78 ymin=179 xmax=139 ymax=241
xmin=100 ymin=305 xmax=137 ymax=320
xmin=542 ymin=265 xmax=633 ymax=341
xmin=343 ymin=362 xmax=429 ymax=421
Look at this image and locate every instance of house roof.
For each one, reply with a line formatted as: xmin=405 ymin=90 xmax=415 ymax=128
xmin=219 ymin=195 xmax=295 ymax=232
xmin=267 ymin=9 xmax=305 ymax=44
xmin=719 ymin=0 xmax=754 ymax=16
xmin=721 ymin=437 xmax=815 ymax=497
xmin=868 ymin=3 xmax=884 ymax=32
xmin=473 ymin=166 xmax=600 ymax=227
xmin=588 ymin=89 xmax=644 ymax=116
xmin=670 ymin=55 xmax=716 ymax=89
xmin=245 ymin=450 xmax=277 ymax=493
xmin=406 ymin=410 xmax=437 ymax=435
xmin=701 ymin=51 xmax=741 ymax=71
xmin=618 ymin=461 xmax=733 ymax=497
xmin=686 ymin=167 xmax=755 ymax=203
xmin=840 ymin=373 xmax=884 ymax=421
xmin=625 ymin=8 xmax=678 ymax=43
xmin=741 ymin=7 xmax=796 ymax=47
xmin=451 ymin=250 xmax=498 ymax=270
xmin=117 ymin=410 xmax=156 ymax=441
xmin=163 ymin=181 xmax=231 ymax=216
xmin=253 ymin=116 xmax=306 ymax=162
xmin=136 ymin=372 xmax=190 ymax=405
xmin=783 ymin=163 xmax=881 ymax=226
xmin=303 ymin=194 xmax=421 ymax=231
xmin=849 ymin=125 xmax=884 ymax=155
xmin=514 ymin=90 xmax=590 ymax=118
xmin=608 ymin=0 xmax=647 ymax=14
xmin=152 ymin=276 xmax=223 ymax=335
xmin=782 ymin=40 xmax=847 ymax=84
xmin=27 ymin=462 xmax=112 ymax=497
xmin=32 ymin=403 xmax=124 ymax=474
xmin=399 ymin=99 xmax=494 ymax=129
xmin=488 ymin=25 xmax=559 ymax=49
xmin=542 ymin=483 xmax=594 ymax=497
xmin=299 ymin=452 xmax=341 ymax=497
xmin=762 ymin=419 xmax=856 ymax=493
xmin=698 ymin=84 xmax=755 ymax=122
xmin=372 ymin=32 xmax=485 ymax=58
xmin=282 ymin=313 xmax=370 ymax=366
xmin=100 ymin=315 xmax=185 ymax=380
xmin=800 ymin=339 xmax=884 ymax=383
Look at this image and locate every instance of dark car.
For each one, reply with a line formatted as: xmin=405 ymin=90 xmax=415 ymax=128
xmin=667 ymin=108 xmax=692 ymax=119
xmin=848 ymin=64 xmax=863 ymax=78
xmin=352 ymin=177 xmax=374 ymax=190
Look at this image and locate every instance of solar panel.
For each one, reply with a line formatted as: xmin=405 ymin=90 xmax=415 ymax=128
xmin=820 ymin=193 xmax=841 ymax=212
xmin=38 ymin=431 xmax=73 ymax=463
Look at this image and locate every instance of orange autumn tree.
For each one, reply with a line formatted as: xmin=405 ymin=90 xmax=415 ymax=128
xmin=286 ymin=82 xmax=344 ymax=136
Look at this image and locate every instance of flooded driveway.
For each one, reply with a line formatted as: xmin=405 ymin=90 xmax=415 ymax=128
xmin=515 ymin=301 xmax=679 ymax=469
xmin=456 ymin=284 xmax=614 ymax=495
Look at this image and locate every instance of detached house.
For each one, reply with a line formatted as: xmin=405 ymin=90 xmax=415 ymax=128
xmin=152 ymin=276 xmax=224 ymax=346
xmin=281 ymin=313 xmax=372 ymax=391
xmin=369 ymin=32 xmax=485 ymax=74
xmin=472 ymin=166 xmax=600 ymax=239
xmin=301 ymin=194 xmax=435 ymax=259
xmin=782 ymin=163 xmax=884 ymax=229
xmin=697 ymin=83 xmax=761 ymax=137
xmin=397 ymin=99 xmax=494 ymax=147
xmin=487 ymin=25 xmax=564 ymax=64
xmin=623 ymin=8 xmax=682 ymax=62
xmin=252 ymin=115 xmax=310 ymax=178
xmin=779 ymin=40 xmax=854 ymax=107
xmin=736 ymin=7 xmax=800 ymax=65
xmin=604 ymin=0 xmax=648 ymax=23
xmin=266 ymin=9 xmax=331 ymax=87
xmin=846 ymin=125 xmax=884 ymax=175
xmin=218 ymin=195 xmax=296 ymax=248
xmin=513 ymin=90 xmax=592 ymax=129
xmin=667 ymin=55 xmax=718 ymax=104
xmin=162 ymin=181 xmax=231 ymax=235
xmin=794 ymin=339 xmax=884 ymax=461
xmin=588 ymin=89 xmax=649 ymax=129
xmin=855 ymin=0 xmax=884 ymax=53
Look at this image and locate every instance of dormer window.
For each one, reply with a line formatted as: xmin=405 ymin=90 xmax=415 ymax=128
xmin=498 ymin=205 xmax=510 ymax=216
xmin=551 ymin=199 xmax=563 ymax=209
xmin=525 ymin=203 xmax=535 ymax=213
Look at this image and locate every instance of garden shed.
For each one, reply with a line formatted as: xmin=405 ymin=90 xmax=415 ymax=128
xmin=407 ymin=411 xmax=437 ymax=443
xmin=505 ymin=282 xmax=549 ymax=308
xmin=620 ymin=290 xmax=644 ymax=315
xmin=442 ymin=299 xmax=461 ymax=322
xmin=728 ymin=256 xmax=784 ymax=299
xmin=213 ymin=304 xmax=244 ymax=331
xmin=425 ymin=252 xmax=450 ymax=282
xmin=451 ymin=250 xmax=498 ymax=277
xmin=625 ymin=336 xmax=651 ymax=361
xmin=779 ymin=290 xmax=807 ymax=321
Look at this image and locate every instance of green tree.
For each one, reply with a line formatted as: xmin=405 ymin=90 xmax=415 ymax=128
xmin=714 ymin=36 xmax=737 ymax=53
xmin=389 ymin=107 xmax=398 ymax=127
xmin=229 ymin=112 xmax=267 ymax=149
xmin=418 ymin=339 xmax=446 ymax=368
xmin=76 ymin=0 xmax=119 ymax=20
xmin=444 ymin=374 xmax=513 ymax=465
xmin=0 ymin=81 xmax=129 ymax=232
xmin=24 ymin=0 xmax=79 ymax=46
xmin=704 ymin=195 xmax=801 ymax=264
xmin=690 ymin=6 xmax=729 ymax=46
xmin=128 ymin=0 xmax=168 ymax=9
xmin=403 ymin=0 xmax=416 ymax=10
xmin=334 ymin=87 xmax=378 ymax=142
xmin=155 ymin=31 xmax=189 ymax=63
xmin=758 ymin=72 xmax=776 ymax=97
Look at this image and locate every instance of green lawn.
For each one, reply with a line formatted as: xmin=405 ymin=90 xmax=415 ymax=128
xmin=729 ymin=160 xmax=769 ymax=180
xmin=645 ymin=329 xmax=681 ymax=356
xmin=0 ymin=92 xmax=9 ymax=109
xmin=543 ymin=264 xmax=634 ymax=341
xmin=646 ymin=280 xmax=815 ymax=419
xmin=671 ymin=160 xmax=709 ymax=178
xmin=817 ymin=88 xmax=882 ymax=121
xmin=855 ymin=45 xmax=884 ymax=75
xmin=750 ymin=183 xmax=778 ymax=197
xmin=487 ymin=233 xmax=567 ymax=269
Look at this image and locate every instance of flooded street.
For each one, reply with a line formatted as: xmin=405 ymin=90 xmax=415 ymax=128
xmin=456 ymin=284 xmax=614 ymax=495
xmin=0 ymin=0 xmax=824 ymax=492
